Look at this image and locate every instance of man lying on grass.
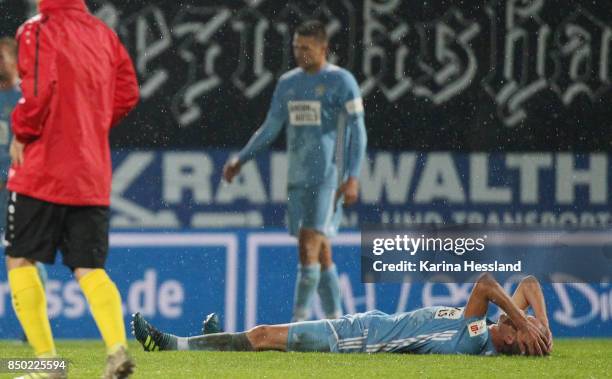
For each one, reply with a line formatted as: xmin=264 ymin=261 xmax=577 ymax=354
xmin=132 ymin=274 xmax=553 ymax=356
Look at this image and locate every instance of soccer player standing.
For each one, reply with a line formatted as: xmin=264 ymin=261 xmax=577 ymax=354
xmin=223 ymin=20 xmax=367 ymax=321
xmin=5 ymin=1 xmax=139 ymax=378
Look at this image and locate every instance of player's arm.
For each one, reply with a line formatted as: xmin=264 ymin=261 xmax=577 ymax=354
xmin=337 ymin=72 xmax=367 ymax=206
xmin=11 ymin=21 xmax=57 ymax=146
xmin=511 ymin=275 xmax=552 ymax=349
xmin=223 ymin=82 xmax=286 ymax=183
xmin=111 ymin=40 xmax=139 ymax=127
xmin=511 ymin=276 xmax=548 ymax=324
xmin=464 ymin=273 xmax=549 ymax=356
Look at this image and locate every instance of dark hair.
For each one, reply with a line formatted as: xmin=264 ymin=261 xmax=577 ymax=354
xmin=295 ymin=20 xmax=328 ymax=42
xmin=0 ymin=37 xmax=17 ymax=58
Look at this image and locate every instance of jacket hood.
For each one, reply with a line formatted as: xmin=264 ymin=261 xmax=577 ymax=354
xmin=39 ymin=0 xmax=87 ymax=13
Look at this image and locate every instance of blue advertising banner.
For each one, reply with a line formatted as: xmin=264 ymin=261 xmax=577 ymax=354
xmin=0 ymin=233 xmax=238 ymax=339
xmin=110 ymin=150 xmax=612 ymax=229
xmin=1 ymin=231 xmax=610 ymax=339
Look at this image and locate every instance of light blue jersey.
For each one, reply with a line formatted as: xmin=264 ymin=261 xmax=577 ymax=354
xmin=287 ymin=307 xmax=498 ymax=355
xmin=0 ymin=85 xmax=19 ymax=181
xmin=237 ymin=63 xmax=367 ymax=188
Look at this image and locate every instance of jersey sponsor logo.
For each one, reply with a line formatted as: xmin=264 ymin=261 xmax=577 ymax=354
xmin=434 ymin=307 xmax=463 ymax=319
xmin=315 ymin=85 xmax=326 ymax=97
xmin=345 ymin=97 xmax=364 ymax=115
xmin=288 ymin=101 xmax=322 ymax=126
xmin=468 ymin=319 xmax=487 ymax=337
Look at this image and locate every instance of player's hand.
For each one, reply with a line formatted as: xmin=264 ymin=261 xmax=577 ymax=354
xmin=542 ymin=323 xmax=553 ymax=352
xmin=336 ymin=177 xmax=359 ymax=207
xmin=222 ymin=157 xmax=242 ymax=183
xmin=516 ymin=321 xmax=549 ymax=356
xmin=10 ymin=138 xmax=25 ymax=166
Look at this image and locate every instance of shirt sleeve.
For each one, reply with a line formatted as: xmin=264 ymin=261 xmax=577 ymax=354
xmin=339 ymin=71 xmax=365 ymax=118
xmin=340 ymin=72 xmax=367 ymax=179
xmin=345 ymin=114 xmax=367 ymax=179
xmin=237 ymin=81 xmax=287 ymax=164
xmin=111 ymin=40 xmax=140 ymax=127
xmin=11 ymin=20 xmax=57 ymax=144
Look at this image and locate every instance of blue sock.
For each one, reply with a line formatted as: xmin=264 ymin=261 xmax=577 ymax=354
xmin=318 ymin=264 xmax=342 ymax=318
xmin=292 ymin=264 xmax=321 ymax=321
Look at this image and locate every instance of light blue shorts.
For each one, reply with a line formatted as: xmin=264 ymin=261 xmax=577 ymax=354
xmin=287 ymin=320 xmax=334 ymax=352
xmin=286 ymin=311 xmax=389 ymax=353
xmin=287 ymin=186 xmax=343 ymax=237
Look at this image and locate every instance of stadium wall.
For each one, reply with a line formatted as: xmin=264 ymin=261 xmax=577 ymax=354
xmin=2 ymin=0 xmax=610 ymax=150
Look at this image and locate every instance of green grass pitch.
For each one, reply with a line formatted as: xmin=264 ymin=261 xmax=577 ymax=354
xmin=1 ymin=339 xmax=610 ymax=378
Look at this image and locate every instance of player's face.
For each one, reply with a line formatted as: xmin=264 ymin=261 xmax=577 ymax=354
xmin=497 ymin=314 xmax=544 ymax=355
xmin=0 ymin=45 xmax=17 ymax=82
xmin=293 ymin=34 xmax=327 ymax=72
xmin=496 ymin=314 xmax=520 ymax=354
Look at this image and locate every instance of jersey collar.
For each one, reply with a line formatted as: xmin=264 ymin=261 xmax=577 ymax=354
xmin=481 ymin=333 xmax=499 ymax=356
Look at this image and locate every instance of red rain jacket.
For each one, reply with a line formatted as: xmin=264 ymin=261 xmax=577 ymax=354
xmin=8 ymin=0 xmax=139 ymax=206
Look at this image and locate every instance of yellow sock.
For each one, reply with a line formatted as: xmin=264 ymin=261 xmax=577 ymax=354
xmin=79 ymin=269 xmax=127 ymax=353
xmin=8 ymin=266 xmax=56 ymax=357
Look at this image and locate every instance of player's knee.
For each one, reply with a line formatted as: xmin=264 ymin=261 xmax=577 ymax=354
xmin=5 ymin=256 xmax=36 ymax=270
xmin=73 ymin=267 xmax=97 ymax=281
xmin=319 ymin=259 xmax=333 ymax=270
xmin=319 ymin=247 xmax=333 ymax=269
xmin=299 ymin=250 xmax=318 ymax=265
xmin=247 ymin=325 xmax=272 ymax=348
xmin=299 ymin=232 xmax=321 ymax=264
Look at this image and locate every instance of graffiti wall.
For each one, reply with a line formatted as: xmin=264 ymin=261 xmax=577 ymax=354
xmin=1 ymin=0 xmax=610 ymax=150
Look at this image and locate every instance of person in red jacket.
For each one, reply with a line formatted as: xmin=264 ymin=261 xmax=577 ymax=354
xmin=4 ymin=0 xmax=139 ymax=378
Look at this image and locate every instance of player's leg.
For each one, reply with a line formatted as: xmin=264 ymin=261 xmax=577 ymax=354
xmin=293 ymin=228 xmax=325 ymax=320
xmin=132 ymin=313 xmax=332 ymax=352
xmin=288 ymin=187 xmax=322 ymax=321
xmin=61 ymin=206 xmax=133 ymax=378
xmin=6 ymin=257 xmax=57 ymax=355
xmin=133 ymin=312 xmax=258 ymax=351
xmin=5 ymin=193 xmax=59 ymax=358
xmin=315 ymin=187 xmax=343 ymax=318
xmin=247 ymin=320 xmax=331 ymax=352
xmin=286 ymin=320 xmax=333 ymax=352
xmin=18 ymin=262 xmax=49 ymax=343
xmin=317 ymin=237 xmax=342 ymax=318
xmin=75 ymin=267 xmax=128 ymax=350
xmin=0 ymin=188 xmax=49 ymax=343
